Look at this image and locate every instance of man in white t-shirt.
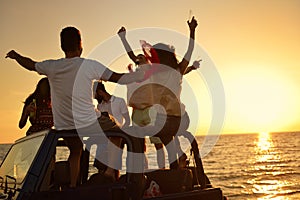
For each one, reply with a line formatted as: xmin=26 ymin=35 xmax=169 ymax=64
xmin=93 ymin=82 xmax=130 ymax=174
xmin=95 ymin=82 xmax=130 ymax=128
xmin=6 ymin=26 xmax=145 ymax=185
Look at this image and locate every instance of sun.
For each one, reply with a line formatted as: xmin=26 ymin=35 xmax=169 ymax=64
xmin=226 ymin=66 xmax=295 ymax=132
xmin=259 ymin=131 xmax=269 ymax=138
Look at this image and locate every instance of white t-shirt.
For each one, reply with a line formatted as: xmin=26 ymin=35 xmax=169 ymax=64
xmin=35 ymin=57 xmax=113 ymax=130
xmin=97 ymin=95 xmax=128 ymax=127
xmin=151 ymin=66 xmax=186 ymax=116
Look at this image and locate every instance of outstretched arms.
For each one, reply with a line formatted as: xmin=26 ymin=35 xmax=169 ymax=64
xmin=118 ymin=27 xmax=138 ymax=64
xmin=178 ymin=17 xmax=198 ymax=75
xmin=107 ymin=69 xmax=146 ymax=84
xmin=6 ymin=50 xmax=37 ymax=71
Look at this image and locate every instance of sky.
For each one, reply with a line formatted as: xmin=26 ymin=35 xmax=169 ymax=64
xmin=0 ymin=0 xmax=300 ymax=143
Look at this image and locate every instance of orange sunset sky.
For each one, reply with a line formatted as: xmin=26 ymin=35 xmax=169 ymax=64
xmin=0 ymin=0 xmax=300 ymax=143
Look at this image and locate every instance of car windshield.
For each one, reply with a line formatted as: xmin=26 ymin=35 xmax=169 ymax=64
xmin=0 ymin=134 xmax=45 ymax=184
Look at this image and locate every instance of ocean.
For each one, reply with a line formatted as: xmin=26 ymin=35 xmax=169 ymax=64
xmin=1 ymin=132 xmax=299 ymax=199
xmin=198 ymin=132 xmax=300 ymax=200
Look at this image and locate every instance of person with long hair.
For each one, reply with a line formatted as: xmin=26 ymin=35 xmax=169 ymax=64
xmin=149 ymin=17 xmax=198 ymax=169
xmin=19 ymin=77 xmax=53 ymax=136
xmin=118 ymin=16 xmax=199 ymax=169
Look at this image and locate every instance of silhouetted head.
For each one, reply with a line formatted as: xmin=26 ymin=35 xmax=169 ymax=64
xmin=96 ymin=82 xmax=107 ymax=93
xmin=136 ymin=54 xmax=148 ymax=65
xmin=60 ymin=27 xmax=82 ymax=55
xmin=152 ymin=43 xmax=178 ymax=69
xmin=25 ymin=77 xmax=50 ymax=105
xmin=37 ymin=78 xmax=50 ymax=97
xmin=94 ymin=82 xmax=107 ymax=103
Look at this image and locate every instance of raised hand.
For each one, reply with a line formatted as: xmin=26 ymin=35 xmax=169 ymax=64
xmin=192 ymin=59 xmax=202 ymax=69
xmin=5 ymin=50 xmax=19 ymax=59
xmin=187 ymin=16 xmax=198 ymax=31
xmin=118 ymin=26 xmax=126 ymax=39
xmin=25 ymin=102 xmax=37 ymax=117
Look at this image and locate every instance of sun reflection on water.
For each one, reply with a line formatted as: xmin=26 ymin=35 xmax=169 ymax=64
xmin=256 ymin=132 xmax=272 ymax=152
xmin=255 ymin=132 xmax=277 ymax=164
xmin=249 ymin=132 xmax=291 ymax=199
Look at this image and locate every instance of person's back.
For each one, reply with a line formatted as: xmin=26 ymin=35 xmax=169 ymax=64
xmin=117 ymin=21 xmax=198 ymax=169
xmin=151 ymin=65 xmax=184 ymax=117
xmin=36 ymin=27 xmax=115 ymax=130
xmin=6 ymin=26 xmax=146 ymax=186
xmin=37 ymin=57 xmax=111 ymax=130
xmin=147 ymin=17 xmax=198 ymax=169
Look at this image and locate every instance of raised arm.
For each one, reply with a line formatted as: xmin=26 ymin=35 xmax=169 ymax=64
xmin=118 ymin=27 xmax=138 ymax=64
xmin=178 ymin=17 xmax=198 ymax=75
xmin=6 ymin=50 xmax=37 ymax=71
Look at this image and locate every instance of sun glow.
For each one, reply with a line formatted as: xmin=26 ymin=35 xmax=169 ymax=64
xmin=226 ymin=65 xmax=297 ymax=132
xmin=250 ymin=132 xmax=291 ymax=198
